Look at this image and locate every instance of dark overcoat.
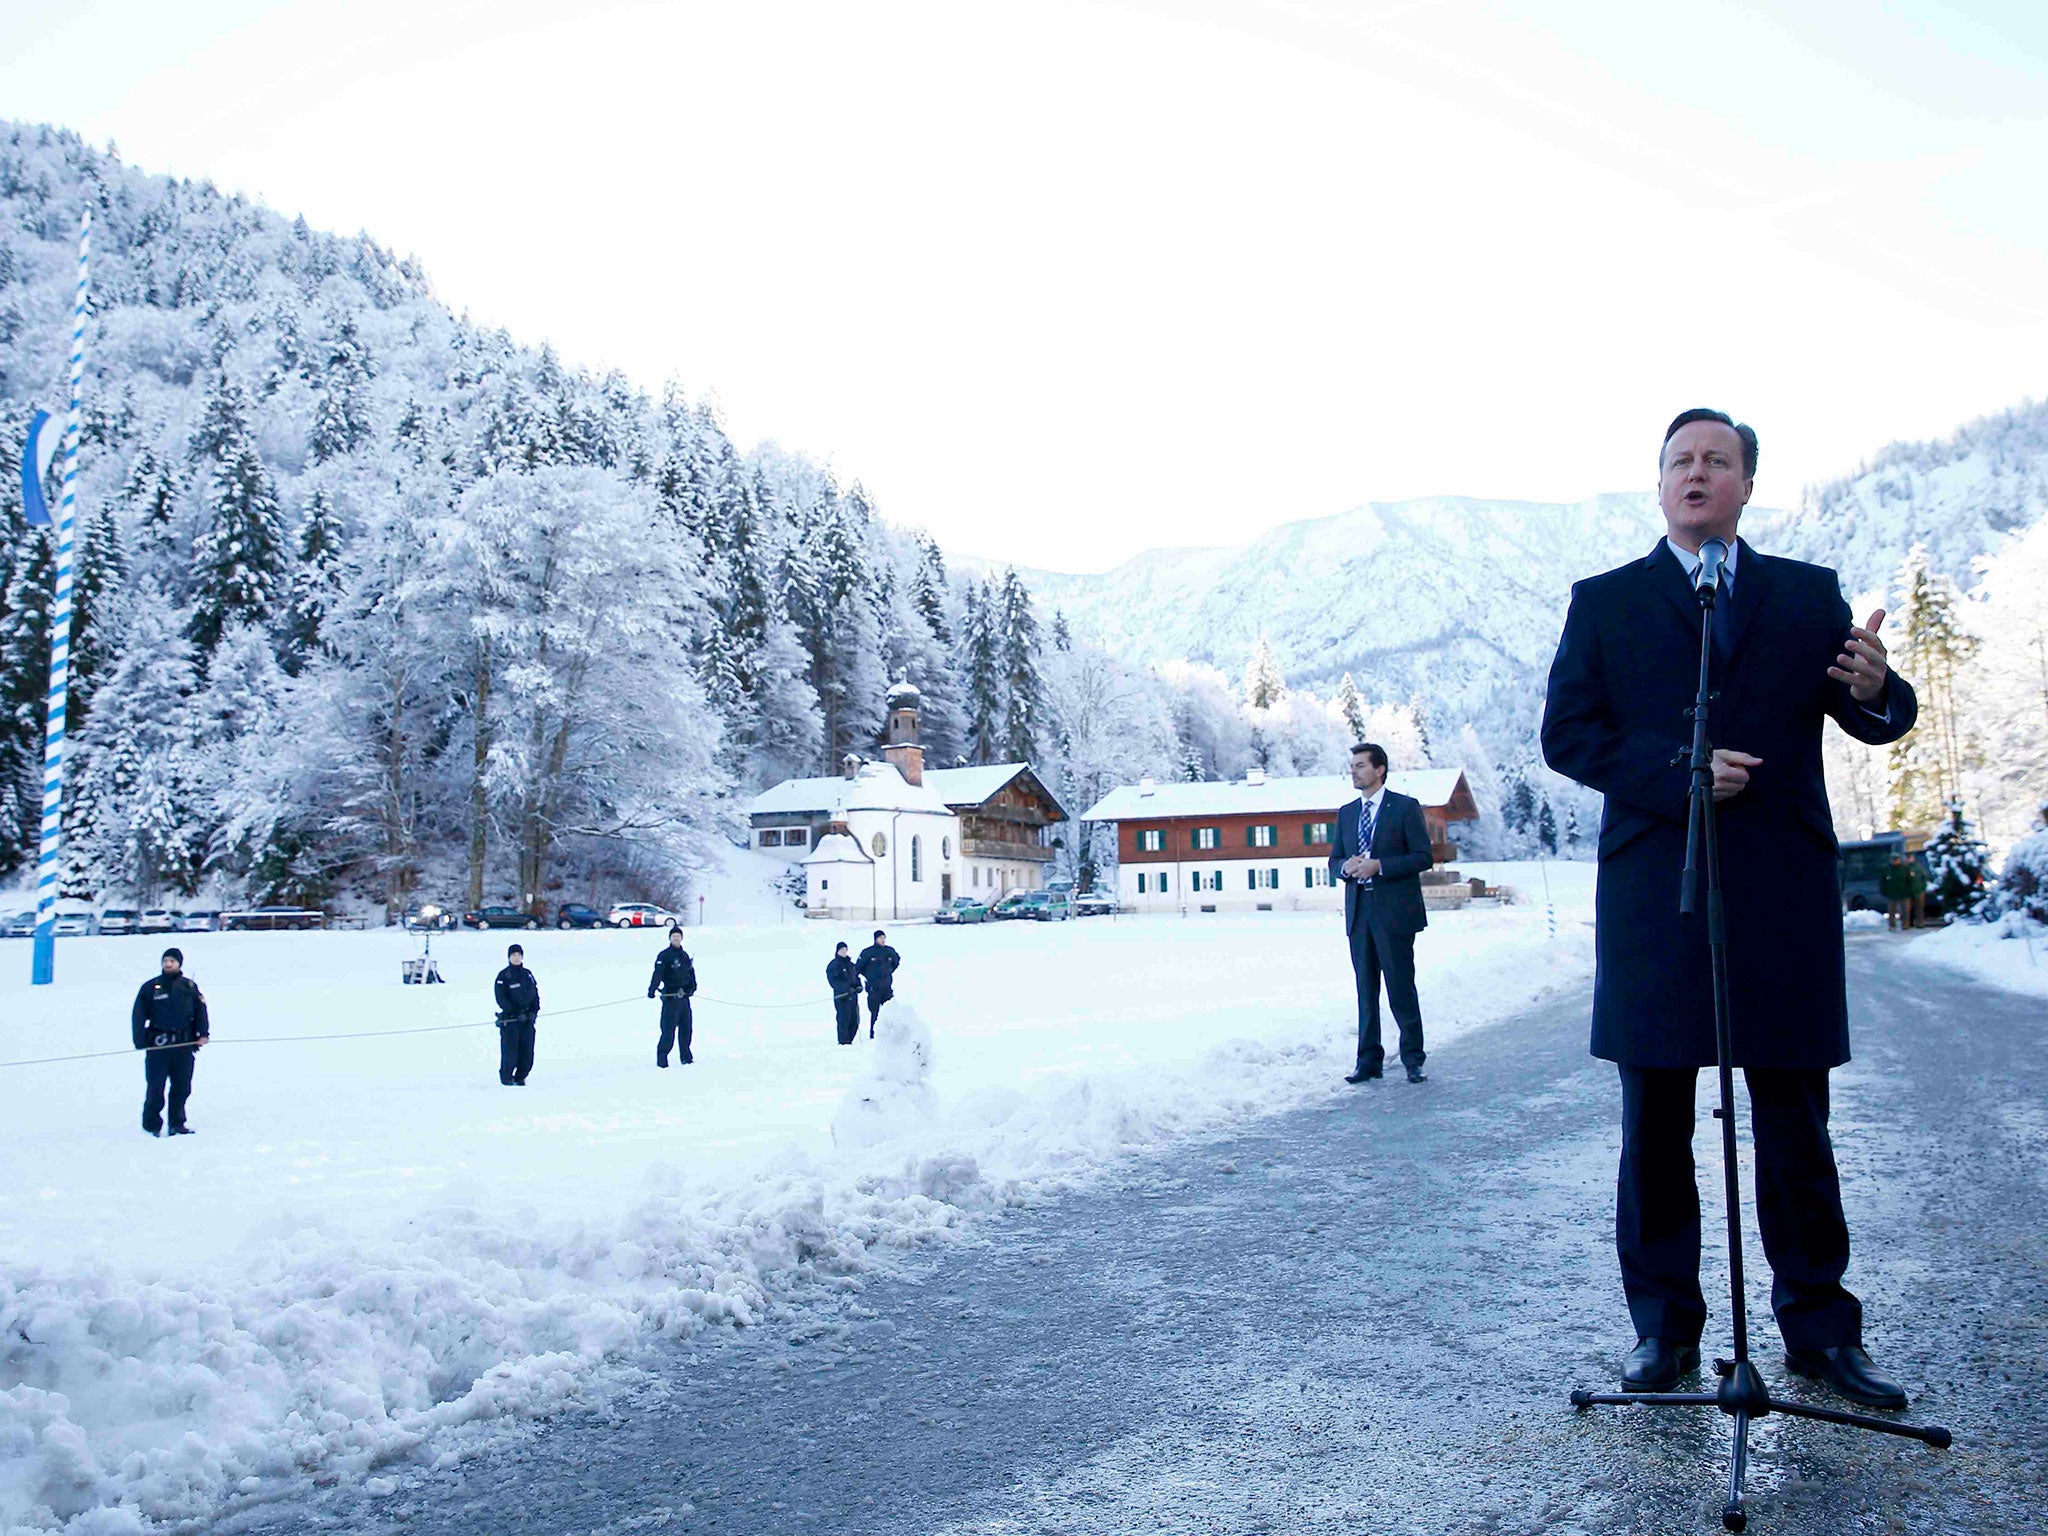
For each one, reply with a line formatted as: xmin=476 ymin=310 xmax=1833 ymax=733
xmin=1325 ymin=789 xmax=1434 ymax=936
xmin=1540 ymin=539 xmax=1917 ymax=1069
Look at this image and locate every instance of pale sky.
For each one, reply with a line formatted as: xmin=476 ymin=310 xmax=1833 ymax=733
xmin=3 ymin=0 xmax=2044 ymax=570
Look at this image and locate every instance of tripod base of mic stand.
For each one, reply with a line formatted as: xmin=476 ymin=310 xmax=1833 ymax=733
xmin=1571 ymin=1358 xmax=1951 ymax=1531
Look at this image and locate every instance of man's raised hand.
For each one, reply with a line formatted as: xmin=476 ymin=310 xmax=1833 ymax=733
xmin=1828 ymin=608 xmax=1890 ymax=703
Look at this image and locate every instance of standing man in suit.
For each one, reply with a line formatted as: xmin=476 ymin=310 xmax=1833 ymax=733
xmin=1328 ymin=742 xmax=1436 ymax=1085
xmin=1541 ymin=407 xmax=1917 ymax=1407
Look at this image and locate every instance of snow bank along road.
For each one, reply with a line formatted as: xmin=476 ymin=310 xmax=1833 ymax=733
xmin=228 ymin=933 xmax=2044 ymax=1535
xmin=1 ymin=872 xmax=1595 ymax=1533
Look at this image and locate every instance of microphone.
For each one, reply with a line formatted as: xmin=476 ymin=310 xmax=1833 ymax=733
xmin=1694 ymin=537 xmax=1729 ymax=601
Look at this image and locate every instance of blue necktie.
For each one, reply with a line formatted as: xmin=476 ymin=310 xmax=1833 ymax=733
xmin=1359 ymin=798 xmax=1377 ymax=882
xmin=1711 ymin=576 xmax=1733 ymax=665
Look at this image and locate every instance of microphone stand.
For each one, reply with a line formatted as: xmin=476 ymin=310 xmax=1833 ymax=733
xmin=1568 ymin=568 xmax=1951 ymax=1532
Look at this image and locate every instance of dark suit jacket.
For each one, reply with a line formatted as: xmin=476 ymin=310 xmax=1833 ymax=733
xmin=1540 ymin=539 xmax=1917 ymax=1069
xmin=1327 ymin=789 xmax=1434 ymax=937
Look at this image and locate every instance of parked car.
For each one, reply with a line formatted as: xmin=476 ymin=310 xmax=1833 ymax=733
xmin=52 ymin=907 xmax=95 ymax=936
xmin=464 ymin=904 xmax=540 ymax=930
xmin=1073 ymin=890 xmax=1118 ymax=918
xmin=1015 ymin=890 xmax=1072 ymax=922
xmin=176 ymin=909 xmax=220 ymax=933
xmin=98 ymin=908 xmax=142 ymax=936
xmin=1 ymin=909 xmax=36 ymax=938
xmin=607 ymin=901 xmax=682 ymax=929
xmin=138 ymin=908 xmax=178 ymax=933
xmin=934 ymin=897 xmax=989 ymax=925
xmin=220 ymin=907 xmax=324 ymax=932
xmin=554 ymin=903 xmax=607 ymax=929
xmin=987 ymin=893 xmax=1033 ymax=921
xmin=401 ymin=902 xmax=459 ymax=931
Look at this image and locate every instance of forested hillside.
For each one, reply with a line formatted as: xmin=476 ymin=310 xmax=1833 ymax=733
xmin=0 ymin=123 xmax=1073 ymax=915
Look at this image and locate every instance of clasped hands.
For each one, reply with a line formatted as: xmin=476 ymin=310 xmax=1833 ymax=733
xmin=1714 ymin=608 xmax=1889 ymax=803
xmin=1341 ymin=856 xmax=1381 ymax=879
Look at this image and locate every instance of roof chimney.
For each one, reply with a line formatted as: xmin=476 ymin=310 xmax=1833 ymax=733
xmin=1138 ymin=776 xmax=1157 ymax=796
xmin=1246 ymin=767 xmax=1266 ymax=786
xmin=842 ymin=753 xmax=864 ymax=780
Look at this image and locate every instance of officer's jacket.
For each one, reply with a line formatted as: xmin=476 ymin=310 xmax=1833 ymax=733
xmin=132 ymin=973 xmax=210 ymax=1049
xmin=649 ymin=946 xmax=697 ymax=998
xmin=826 ymin=955 xmax=858 ymax=998
xmin=854 ymin=944 xmax=900 ymax=998
xmin=494 ymin=964 xmax=540 ymax=1021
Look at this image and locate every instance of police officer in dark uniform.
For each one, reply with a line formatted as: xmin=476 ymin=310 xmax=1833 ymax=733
xmin=493 ymin=943 xmax=539 ymax=1085
xmin=648 ymin=925 xmax=697 ymax=1067
xmin=132 ymin=947 xmax=210 ymax=1137
xmin=853 ymin=929 xmax=900 ymax=1038
xmin=826 ymin=942 xmax=860 ymax=1045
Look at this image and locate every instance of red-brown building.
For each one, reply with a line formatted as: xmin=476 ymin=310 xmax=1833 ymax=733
xmin=1081 ymin=768 xmax=1479 ymax=913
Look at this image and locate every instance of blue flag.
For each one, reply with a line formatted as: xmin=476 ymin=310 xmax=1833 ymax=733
xmin=20 ymin=410 xmax=59 ymax=529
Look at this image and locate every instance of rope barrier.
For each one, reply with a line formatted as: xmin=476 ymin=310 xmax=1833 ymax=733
xmin=0 ymin=988 xmax=842 ymax=1070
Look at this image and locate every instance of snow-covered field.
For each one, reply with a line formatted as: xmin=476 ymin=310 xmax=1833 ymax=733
xmin=1895 ymin=912 xmax=2048 ymax=999
xmin=0 ymin=862 xmax=1594 ymax=1535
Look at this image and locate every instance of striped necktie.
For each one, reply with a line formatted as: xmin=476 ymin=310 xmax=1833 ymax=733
xmin=1359 ymin=797 xmax=1377 ymax=881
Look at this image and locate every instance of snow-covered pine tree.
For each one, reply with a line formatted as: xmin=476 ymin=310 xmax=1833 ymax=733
xmin=1000 ymin=567 xmax=1044 ymax=763
xmin=0 ymin=529 xmax=55 ymax=869
xmin=1993 ymin=800 xmax=2048 ymax=926
xmin=1052 ymin=609 xmax=1073 ymax=652
xmin=68 ymin=501 xmax=125 ymax=731
xmin=189 ymin=431 xmax=288 ymax=653
xmin=281 ymin=486 xmax=345 ymax=670
xmin=963 ymin=578 xmax=1005 ymax=765
xmin=1537 ymin=796 xmax=1558 ymax=854
xmin=1335 ymin=671 xmax=1368 ymax=744
xmin=63 ymin=591 xmax=206 ymax=899
xmin=1924 ymin=795 xmax=1993 ymax=921
xmin=910 ymin=533 xmax=952 ymax=645
xmin=1244 ymin=636 xmax=1285 ymax=711
xmin=121 ymin=444 xmax=181 ymax=581
xmin=308 ymin=313 xmax=374 ymax=461
xmin=1887 ymin=545 xmax=1977 ymax=829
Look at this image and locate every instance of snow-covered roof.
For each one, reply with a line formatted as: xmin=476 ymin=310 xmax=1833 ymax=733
xmin=803 ymin=830 xmax=872 ymax=866
xmin=1080 ymin=769 xmax=1471 ymax=822
xmin=916 ymin=762 xmax=1072 ymax=818
xmin=749 ymin=762 xmax=954 ymax=818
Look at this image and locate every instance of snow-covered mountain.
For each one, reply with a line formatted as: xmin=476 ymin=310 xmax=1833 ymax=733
xmin=986 ymin=493 xmax=1672 ymax=744
xmin=1749 ymin=399 xmax=2048 ymax=597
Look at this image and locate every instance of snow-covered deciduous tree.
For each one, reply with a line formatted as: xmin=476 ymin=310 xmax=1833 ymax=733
xmin=443 ymin=466 xmax=730 ymax=912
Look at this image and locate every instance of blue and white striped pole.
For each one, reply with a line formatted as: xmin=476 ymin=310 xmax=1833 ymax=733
xmin=31 ymin=209 xmax=90 ymax=986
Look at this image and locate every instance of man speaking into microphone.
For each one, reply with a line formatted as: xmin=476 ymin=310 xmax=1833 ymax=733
xmin=1541 ymin=408 xmax=1917 ymax=1407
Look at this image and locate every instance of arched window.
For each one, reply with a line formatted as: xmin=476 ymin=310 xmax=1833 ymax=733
xmin=941 ymin=836 xmax=952 ymax=860
xmin=911 ymin=835 xmax=923 ymax=883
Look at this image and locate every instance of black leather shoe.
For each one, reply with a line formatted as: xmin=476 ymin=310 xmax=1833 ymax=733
xmin=1784 ymin=1344 xmax=1908 ymax=1409
xmin=1621 ymin=1337 xmax=1700 ymax=1390
xmin=1344 ymin=1068 xmax=1382 ymax=1084
xmin=1406 ymin=1065 xmax=1429 ymax=1083
xmin=168 ymin=1125 xmax=194 ymax=1136
xmin=143 ymin=1126 xmax=161 ymax=1138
